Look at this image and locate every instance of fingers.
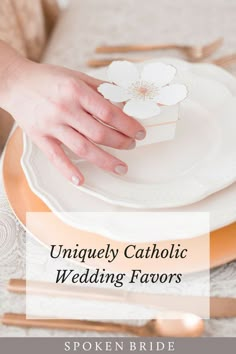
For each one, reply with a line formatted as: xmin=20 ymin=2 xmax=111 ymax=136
xmin=77 ymin=81 xmax=146 ymax=140
xmin=67 ymin=110 xmax=136 ymax=150
xmin=56 ymin=126 xmax=128 ymax=176
xmin=37 ymin=136 xmax=84 ymax=185
xmin=77 ymin=71 xmax=104 ymax=89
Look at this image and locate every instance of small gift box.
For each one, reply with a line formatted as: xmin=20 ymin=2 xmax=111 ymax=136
xmin=98 ymin=60 xmax=187 ymax=146
xmin=135 ymin=104 xmax=179 ymax=146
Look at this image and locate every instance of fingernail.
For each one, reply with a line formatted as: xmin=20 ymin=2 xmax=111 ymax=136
xmin=127 ymin=140 xmax=136 ymax=150
xmin=71 ymin=175 xmax=80 ymax=185
xmin=114 ymin=165 xmax=128 ymax=176
xmin=135 ymin=130 xmax=146 ymax=140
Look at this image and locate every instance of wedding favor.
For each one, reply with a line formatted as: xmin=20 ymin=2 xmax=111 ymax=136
xmin=98 ymin=60 xmax=188 ymax=145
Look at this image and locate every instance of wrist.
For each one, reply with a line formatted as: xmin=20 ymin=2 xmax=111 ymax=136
xmin=0 ymin=42 xmax=29 ymax=112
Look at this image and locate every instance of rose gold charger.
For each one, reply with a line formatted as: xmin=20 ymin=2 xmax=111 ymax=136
xmin=2 ymin=128 xmax=236 ymax=273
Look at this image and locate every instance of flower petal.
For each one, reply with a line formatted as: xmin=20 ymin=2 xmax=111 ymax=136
xmin=108 ymin=61 xmax=139 ymax=88
xmin=156 ymin=84 xmax=188 ymax=105
xmin=123 ymin=99 xmax=161 ymax=119
xmin=98 ymin=83 xmax=131 ymax=102
xmin=141 ymin=63 xmax=176 ymax=87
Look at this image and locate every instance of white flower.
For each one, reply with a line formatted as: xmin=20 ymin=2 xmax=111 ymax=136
xmin=98 ymin=61 xmax=188 ymax=119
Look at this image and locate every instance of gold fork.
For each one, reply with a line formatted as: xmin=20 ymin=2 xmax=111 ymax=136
xmin=96 ymin=38 xmax=223 ymax=61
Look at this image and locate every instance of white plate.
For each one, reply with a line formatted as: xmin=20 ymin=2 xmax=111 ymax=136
xmin=21 ymin=132 xmax=236 ymax=241
xmin=23 ymin=58 xmax=236 ymax=209
xmin=21 ymin=60 xmax=236 ymax=241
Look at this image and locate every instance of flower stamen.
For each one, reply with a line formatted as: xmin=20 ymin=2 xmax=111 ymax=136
xmin=128 ymin=80 xmax=159 ymax=100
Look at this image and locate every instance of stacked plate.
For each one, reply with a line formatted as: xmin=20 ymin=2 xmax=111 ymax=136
xmin=21 ymin=58 xmax=236 ymax=243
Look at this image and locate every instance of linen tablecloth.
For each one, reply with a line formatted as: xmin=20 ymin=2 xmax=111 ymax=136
xmin=1 ymin=0 xmax=236 ymax=337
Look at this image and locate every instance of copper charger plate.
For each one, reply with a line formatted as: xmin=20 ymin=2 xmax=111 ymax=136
xmin=2 ymin=128 xmax=236 ymax=273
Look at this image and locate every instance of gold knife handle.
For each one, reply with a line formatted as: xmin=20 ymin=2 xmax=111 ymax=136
xmin=8 ymin=279 xmax=236 ymax=319
xmin=87 ymin=57 xmax=145 ymax=68
xmin=8 ymin=279 xmax=26 ymax=294
xmin=96 ymin=44 xmax=179 ymax=53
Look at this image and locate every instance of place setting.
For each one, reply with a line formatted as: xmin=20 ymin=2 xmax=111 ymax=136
xmin=2 ymin=33 xmax=236 ymax=338
xmin=1 ymin=0 xmax=236 ymax=346
xmin=3 ymin=40 xmax=236 ymax=274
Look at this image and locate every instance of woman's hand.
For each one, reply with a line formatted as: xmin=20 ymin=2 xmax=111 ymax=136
xmin=0 ymin=47 xmax=146 ymax=185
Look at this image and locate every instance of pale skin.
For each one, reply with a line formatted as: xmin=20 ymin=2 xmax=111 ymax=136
xmin=0 ymin=41 xmax=146 ymax=185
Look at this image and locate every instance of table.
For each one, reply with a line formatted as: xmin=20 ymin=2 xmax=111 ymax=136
xmin=1 ymin=0 xmax=236 ymax=337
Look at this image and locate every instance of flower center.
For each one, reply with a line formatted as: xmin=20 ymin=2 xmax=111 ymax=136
xmin=128 ymin=81 xmax=159 ymax=100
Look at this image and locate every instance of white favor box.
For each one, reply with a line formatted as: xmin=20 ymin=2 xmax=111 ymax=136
xmin=137 ymin=104 xmax=180 ymax=146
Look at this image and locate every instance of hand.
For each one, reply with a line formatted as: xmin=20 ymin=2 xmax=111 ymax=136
xmin=1 ymin=57 xmax=146 ymax=185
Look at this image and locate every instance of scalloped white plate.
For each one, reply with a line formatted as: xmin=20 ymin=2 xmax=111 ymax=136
xmin=20 ymin=58 xmax=236 ymax=242
xmin=22 ymin=58 xmax=236 ymax=211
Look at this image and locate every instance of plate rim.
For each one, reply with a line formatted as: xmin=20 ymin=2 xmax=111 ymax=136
xmin=2 ymin=128 xmax=236 ymax=272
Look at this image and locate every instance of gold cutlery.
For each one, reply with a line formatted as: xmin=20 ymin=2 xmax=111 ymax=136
xmin=212 ymin=53 xmax=236 ymax=67
xmin=8 ymin=279 xmax=236 ymax=319
xmin=95 ymin=38 xmax=223 ymax=61
xmin=87 ymin=53 xmax=236 ymax=68
xmin=0 ymin=313 xmax=204 ymax=337
xmin=87 ymin=57 xmax=148 ymax=68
